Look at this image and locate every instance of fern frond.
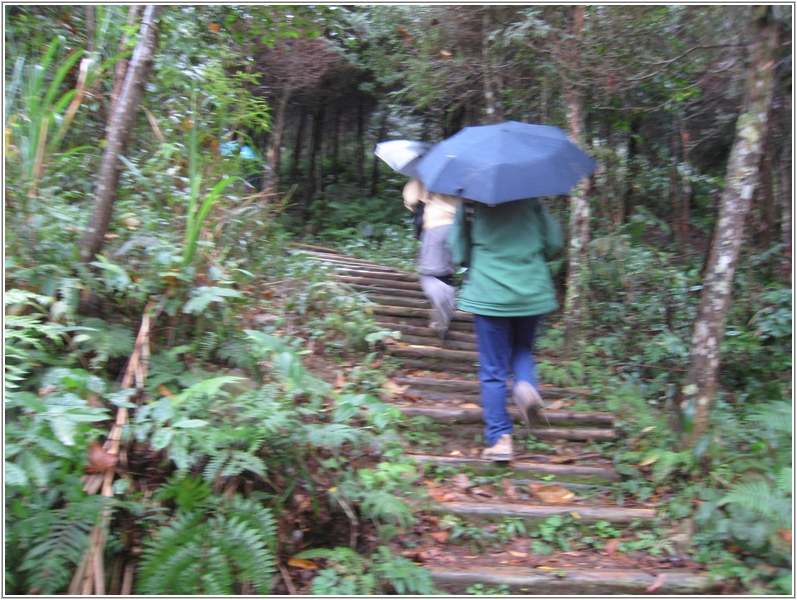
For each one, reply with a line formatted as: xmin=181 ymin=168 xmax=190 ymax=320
xmin=777 ymin=466 xmax=792 ymax=493
xmin=746 ymin=401 xmax=792 ymax=436
xmin=360 ymin=490 xmax=416 ymax=529
xmin=18 ymin=496 xmax=104 ymax=594
xmin=303 ymin=423 xmax=361 ymax=451
xmin=197 ymin=331 xmax=219 ymax=363
xmin=138 ymin=495 xmax=276 ymax=594
xmin=719 ymin=480 xmax=792 ymax=528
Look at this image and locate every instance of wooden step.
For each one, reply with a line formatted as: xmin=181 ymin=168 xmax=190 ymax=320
xmin=418 ymin=499 xmax=654 ymax=525
xmin=407 ymin=454 xmax=619 ymax=484
xmin=384 ymin=323 xmax=477 ymax=344
xmin=396 ymin=404 xmax=614 ymax=429
xmin=397 ymin=335 xmax=476 ymax=352
xmin=426 ymin=565 xmax=719 ymax=595
xmin=390 ymin=344 xmax=479 ymax=363
xmin=340 ymin=283 xmax=428 ymax=300
xmin=396 ymin=376 xmax=592 ymax=397
xmin=373 ymin=305 xmax=474 ymax=322
xmin=375 ymin=314 xmax=475 ymax=335
xmin=334 ymin=275 xmax=423 ymax=291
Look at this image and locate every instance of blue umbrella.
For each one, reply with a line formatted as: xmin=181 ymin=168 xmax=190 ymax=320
xmin=415 ymin=121 xmax=596 ymax=204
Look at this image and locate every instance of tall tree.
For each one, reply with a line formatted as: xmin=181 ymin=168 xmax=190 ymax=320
xmin=679 ymin=6 xmax=778 ymax=447
xmin=79 ymin=5 xmax=162 ymax=262
xmin=562 ymin=5 xmax=591 ymax=356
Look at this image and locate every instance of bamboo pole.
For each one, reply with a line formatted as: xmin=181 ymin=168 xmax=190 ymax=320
xmin=69 ymin=303 xmax=153 ymax=595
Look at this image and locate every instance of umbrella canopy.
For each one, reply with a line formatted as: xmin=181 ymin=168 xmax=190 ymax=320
xmin=415 ymin=121 xmax=596 ymax=204
xmin=374 ymin=140 xmax=434 ymax=179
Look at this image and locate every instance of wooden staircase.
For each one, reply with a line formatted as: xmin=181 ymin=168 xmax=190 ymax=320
xmin=293 ymin=243 xmax=720 ymax=595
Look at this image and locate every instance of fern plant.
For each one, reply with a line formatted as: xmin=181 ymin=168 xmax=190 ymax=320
xmin=137 ymin=494 xmax=277 ymax=594
xmin=296 ymin=546 xmax=436 ymax=595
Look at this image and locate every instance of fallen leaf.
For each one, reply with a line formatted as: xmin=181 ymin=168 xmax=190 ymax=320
xmin=570 ymin=512 xmax=581 ymax=519
xmin=38 ymin=385 xmax=58 ymax=396
xmin=546 ymin=400 xmax=564 ymax=411
xmin=85 ymin=441 xmax=119 ymax=474
xmin=429 ymin=531 xmax=450 ymax=544
xmin=470 ymin=486 xmax=494 ymax=498
xmin=602 ymin=539 xmax=620 ymax=556
xmin=501 ymin=478 xmax=518 ymax=499
xmin=428 ymin=489 xmax=457 ymax=503
xmin=533 ymin=485 xmax=576 ymax=503
xmin=526 ymin=482 xmax=544 ymax=493
xmin=536 ymin=566 xmax=558 ymax=570
xmin=778 ymin=529 xmax=792 ymax=545
xmin=449 ymin=450 xmax=462 ymax=456
xmin=461 ymin=402 xmax=480 ymax=409
xmin=288 ymin=557 xmax=319 ymax=570
xmin=334 ymin=372 xmax=346 ymax=391
xmin=641 ymin=426 xmax=657 ymax=433
xmin=646 ymin=574 xmax=666 ymax=593
xmin=638 ymin=453 xmax=660 ymax=467
xmin=382 ymin=380 xmax=409 ymax=395
xmin=158 ymin=384 xmax=174 ymax=398
xmin=451 ymin=473 xmax=472 ymax=490
xmin=506 ymin=550 xmax=528 ymax=557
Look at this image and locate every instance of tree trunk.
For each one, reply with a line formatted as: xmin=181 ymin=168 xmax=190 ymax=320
xmin=622 ymin=116 xmax=640 ymax=224
xmin=563 ymin=5 xmax=590 ymax=357
xmin=356 ymin=93 xmax=366 ymax=189
xmin=79 ymin=5 xmax=161 ymax=262
xmin=304 ymin=99 xmax=326 ymax=216
xmin=482 ymin=7 xmax=504 ymax=124
xmin=677 ymin=111 xmax=692 ymax=252
xmin=679 ymin=6 xmax=777 ymax=448
xmin=755 ymin=123 xmax=776 ymax=247
xmin=778 ymin=144 xmax=791 ymax=283
xmin=266 ymin=91 xmax=290 ymax=191
xmin=289 ymin=106 xmax=307 ymax=185
xmin=370 ymin=107 xmax=389 ymax=197
xmin=331 ymin=108 xmax=341 ymax=184
xmin=107 ymin=5 xmax=142 ymax=131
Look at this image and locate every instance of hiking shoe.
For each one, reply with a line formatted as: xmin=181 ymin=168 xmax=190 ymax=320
xmin=513 ymin=381 xmax=548 ymax=429
xmin=481 ymin=434 xmax=513 ymax=462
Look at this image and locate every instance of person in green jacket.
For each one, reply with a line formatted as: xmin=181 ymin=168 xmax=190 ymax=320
xmin=447 ymin=198 xmax=563 ymax=461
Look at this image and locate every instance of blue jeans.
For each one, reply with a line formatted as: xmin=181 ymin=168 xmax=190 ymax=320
xmin=474 ymin=314 xmax=542 ymax=446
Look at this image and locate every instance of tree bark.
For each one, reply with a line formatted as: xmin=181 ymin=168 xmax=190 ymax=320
xmin=778 ymin=144 xmax=791 ymax=283
xmin=679 ymin=6 xmax=778 ymax=448
xmin=482 ymin=7 xmax=504 ymax=124
xmin=265 ymin=91 xmax=290 ymax=191
xmin=107 ymin=5 xmax=142 ymax=132
xmin=356 ymin=93 xmax=366 ymax=189
xmin=79 ymin=5 xmax=161 ymax=262
xmin=563 ymin=5 xmax=591 ymax=357
xmin=289 ymin=106 xmax=307 ymax=185
xmin=370 ymin=107 xmax=389 ymax=197
xmin=304 ymin=98 xmax=326 ymax=215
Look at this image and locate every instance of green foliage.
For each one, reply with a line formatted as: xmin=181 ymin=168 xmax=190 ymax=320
xmin=10 ymin=495 xmax=107 ymax=594
xmin=137 ymin=494 xmax=277 ymax=594
xmin=297 ymin=545 xmax=436 ymax=595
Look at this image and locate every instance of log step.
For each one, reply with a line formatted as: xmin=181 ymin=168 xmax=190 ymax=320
xmin=396 ymin=404 xmax=614 ymax=429
xmin=426 ymin=566 xmax=719 ymax=595
xmin=396 ymin=376 xmax=592 ymax=397
xmin=407 ymin=454 xmax=619 ymax=483
xmin=418 ymin=500 xmax=654 ymax=524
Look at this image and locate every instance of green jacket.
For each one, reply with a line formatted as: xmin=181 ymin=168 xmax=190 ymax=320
xmin=447 ymin=198 xmax=562 ymax=317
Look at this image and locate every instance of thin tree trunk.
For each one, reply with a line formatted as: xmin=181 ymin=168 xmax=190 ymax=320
xmin=482 ymin=7 xmax=503 ymax=124
xmin=304 ymin=99 xmax=325 ymax=216
xmin=266 ymin=91 xmax=290 ymax=192
xmin=677 ymin=111 xmax=692 ymax=252
xmin=563 ymin=5 xmax=590 ymax=358
xmin=370 ymin=107 xmax=389 ymax=197
xmin=107 ymin=5 xmax=142 ymax=131
xmin=622 ymin=116 xmax=640 ymax=224
xmin=331 ymin=108 xmax=341 ymax=183
xmin=289 ymin=106 xmax=307 ymax=185
xmin=778 ymin=144 xmax=791 ymax=282
xmin=79 ymin=5 xmax=161 ymax=262
xmin=679 ymin=6 xmax=777 ymax=448
xmin=356 ymin=93 xmax=366 ymax=189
